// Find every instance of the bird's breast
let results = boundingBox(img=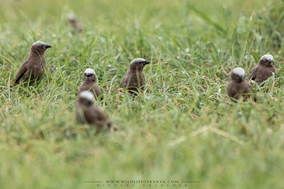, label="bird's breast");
[31,62,45,77]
